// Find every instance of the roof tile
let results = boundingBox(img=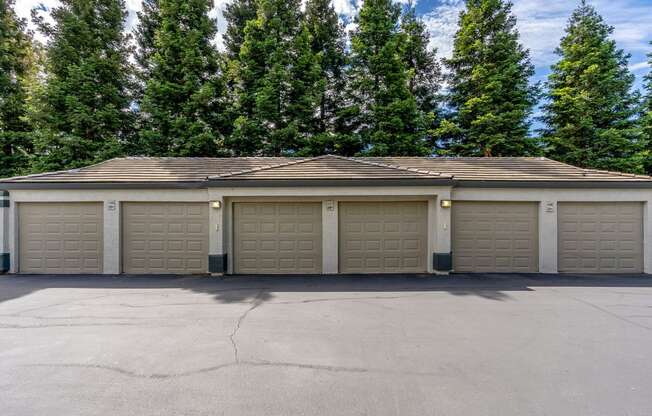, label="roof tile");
[1,155,650,184]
